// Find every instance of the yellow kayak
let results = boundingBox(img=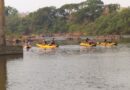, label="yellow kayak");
[80,42,117,47]
[97,42,117,47]
[80,43,94,47]
[36,44,57,49]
